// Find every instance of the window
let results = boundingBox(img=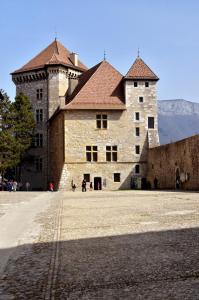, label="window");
[135,164,140,174]
[36,109,43,123]
[134,81,138,87]
[135,127,140,137]
[106,145,117,162]
[36,88,43,100]
[84,174,90,182]
[139,96,144,103]
[34,133,43,147]
[135,112,140,121]
[35,158,43,172]
[145,82,149,87]
[148,117,155,129]
[114,173,121,182]
[86,146,98,162]
[135,145,140,155]
[96,114,107,129]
